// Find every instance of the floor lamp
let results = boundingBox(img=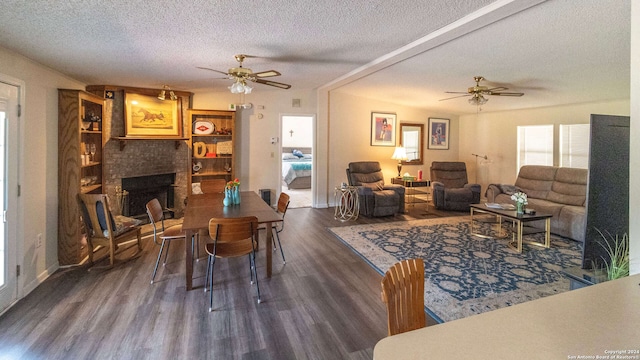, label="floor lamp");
[471,153,488,183]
